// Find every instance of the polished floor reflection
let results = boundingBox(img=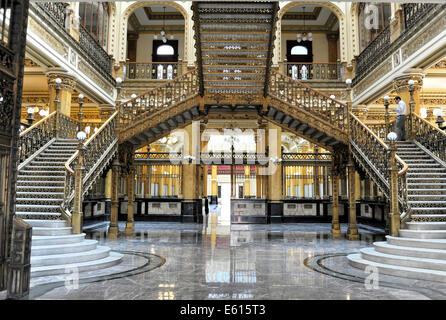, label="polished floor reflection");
[23,209,446,300]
